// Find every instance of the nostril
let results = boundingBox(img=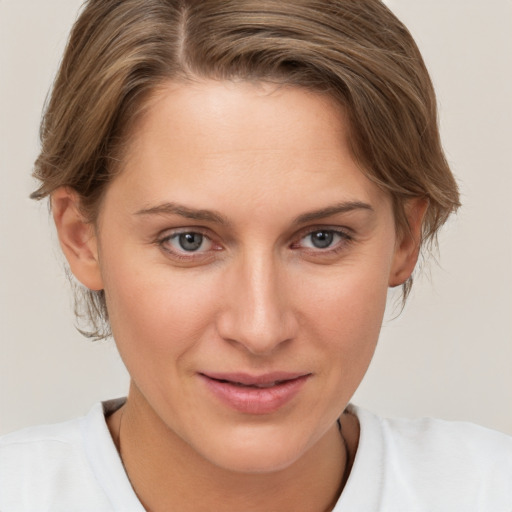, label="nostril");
[215,267,298,354]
